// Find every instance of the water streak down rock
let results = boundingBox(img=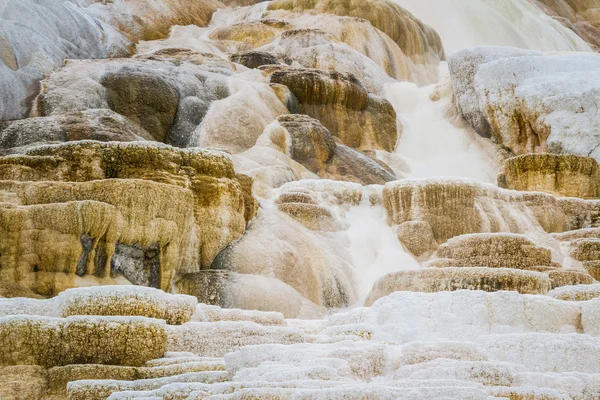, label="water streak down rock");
[0,142,256,296]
